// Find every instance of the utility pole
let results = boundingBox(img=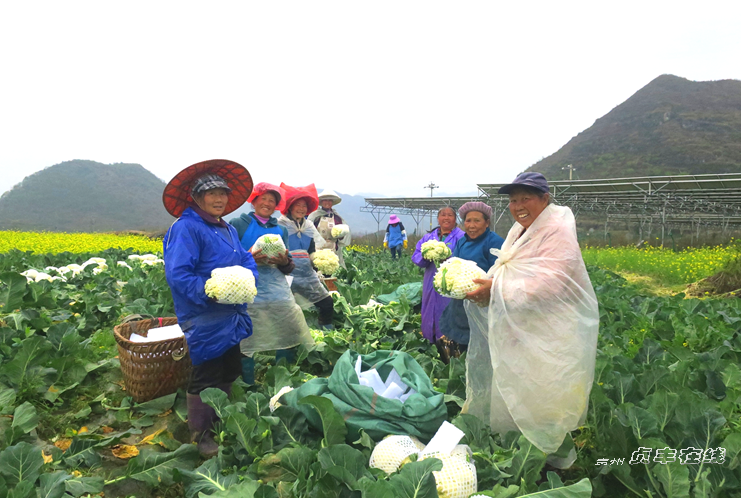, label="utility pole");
[424,182,439,230]
[562,164,575,181]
